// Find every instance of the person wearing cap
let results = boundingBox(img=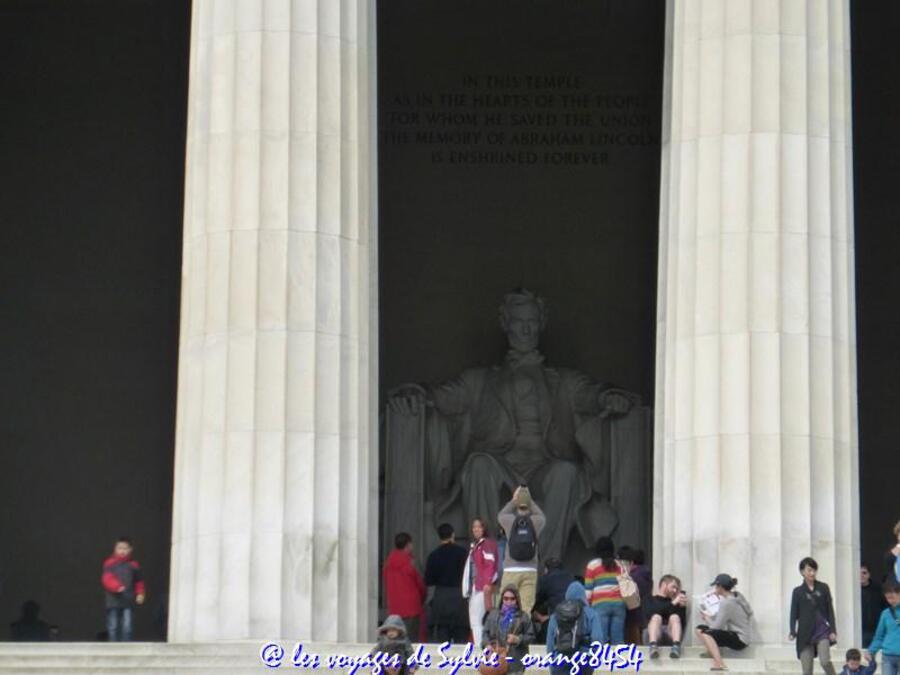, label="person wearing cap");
[695,574,755,671]
[498,486,546,615]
